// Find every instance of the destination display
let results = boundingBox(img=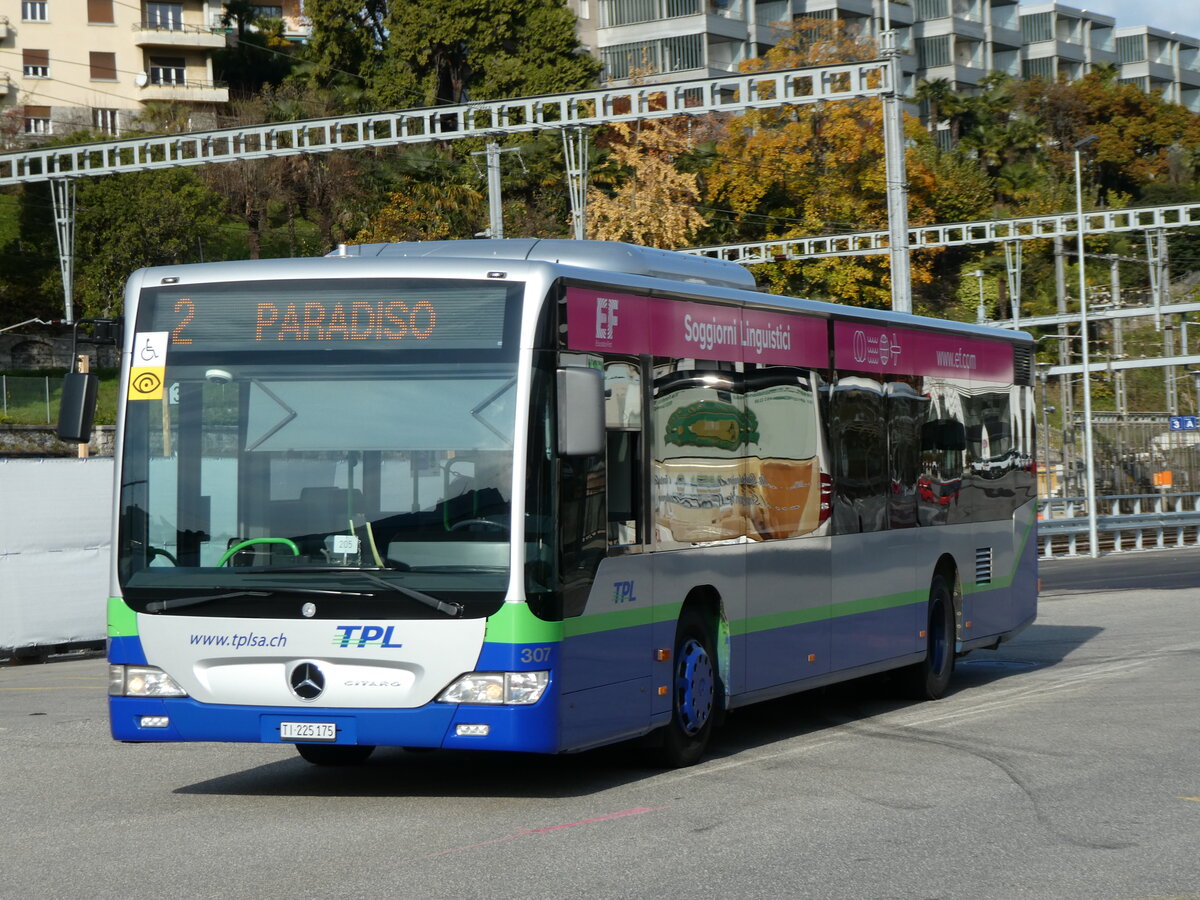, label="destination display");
[140,279,515,351]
